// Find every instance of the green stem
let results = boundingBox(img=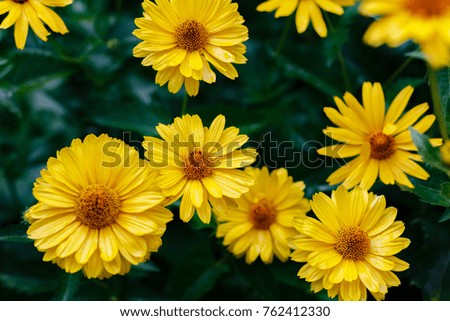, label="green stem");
[274,14,294,58]
[383,57,414,89]
[427,65,449,141]
[180,92,188,116]
[323,12,351,91]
